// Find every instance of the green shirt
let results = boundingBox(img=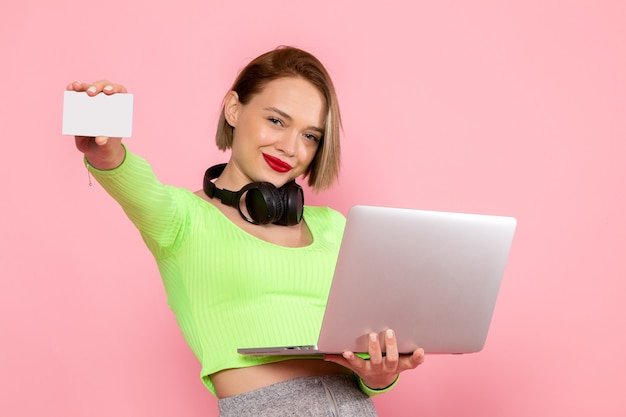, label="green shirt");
[87,148,346,395]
